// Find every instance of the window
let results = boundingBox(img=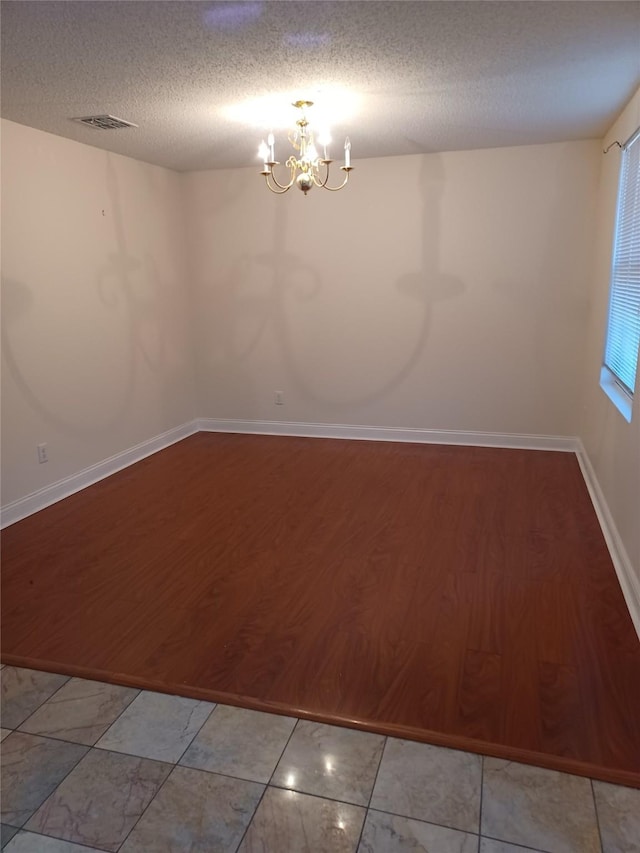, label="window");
[601,127,640,422]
